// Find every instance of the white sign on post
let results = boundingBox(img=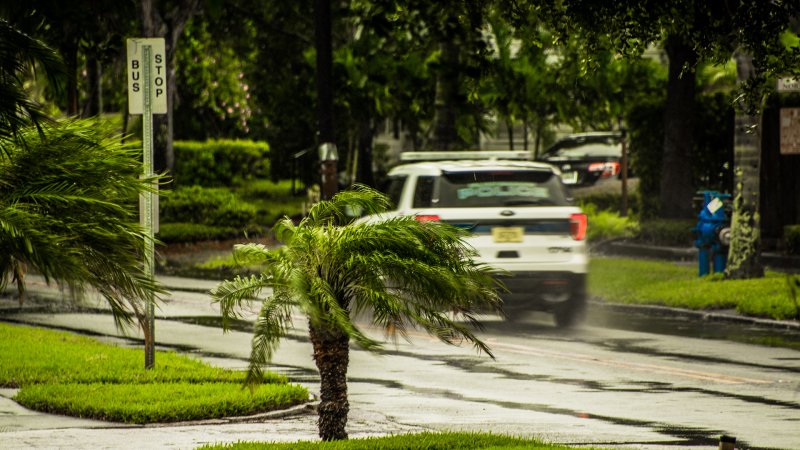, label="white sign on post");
[777,77,800,92]
[127,38,167,114]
